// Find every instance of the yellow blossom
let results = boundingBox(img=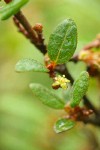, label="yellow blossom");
[52,75,70,90]
[78,50,90,60]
